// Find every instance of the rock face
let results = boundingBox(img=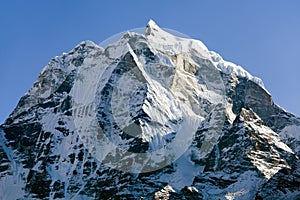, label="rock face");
[0,20,299,199]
